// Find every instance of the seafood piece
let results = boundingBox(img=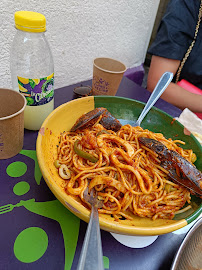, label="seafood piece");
[99,110,122,132]
[97,133,134,157]
[139,137,202,196]
[70,107,122,132]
